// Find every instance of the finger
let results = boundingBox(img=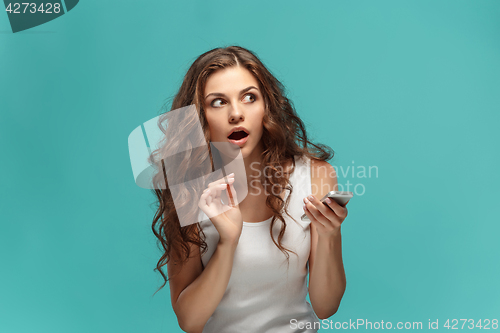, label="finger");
[323,198,348,219]
[206,189,213,205]
[208,173,235,187]
[306,195,338,221]
[227,182,239,207]
[200,188,212,207]
[205,182,225,201]
[310,215,327,232]
[222,173,235,185]
[213,183,229,199]
[303,203,325,227]
[305,202,342,231]
[303,196,330,224]
[218,182,237,207]
[208,178,234,197]
[199,189,209,207]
